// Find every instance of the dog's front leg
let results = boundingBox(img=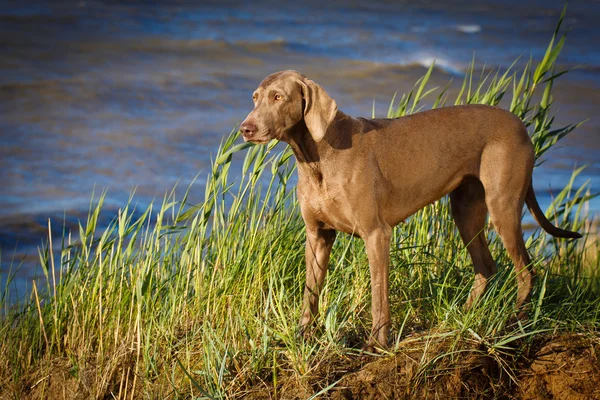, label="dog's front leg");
[299,227,337,337]
[364,225,392,351]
